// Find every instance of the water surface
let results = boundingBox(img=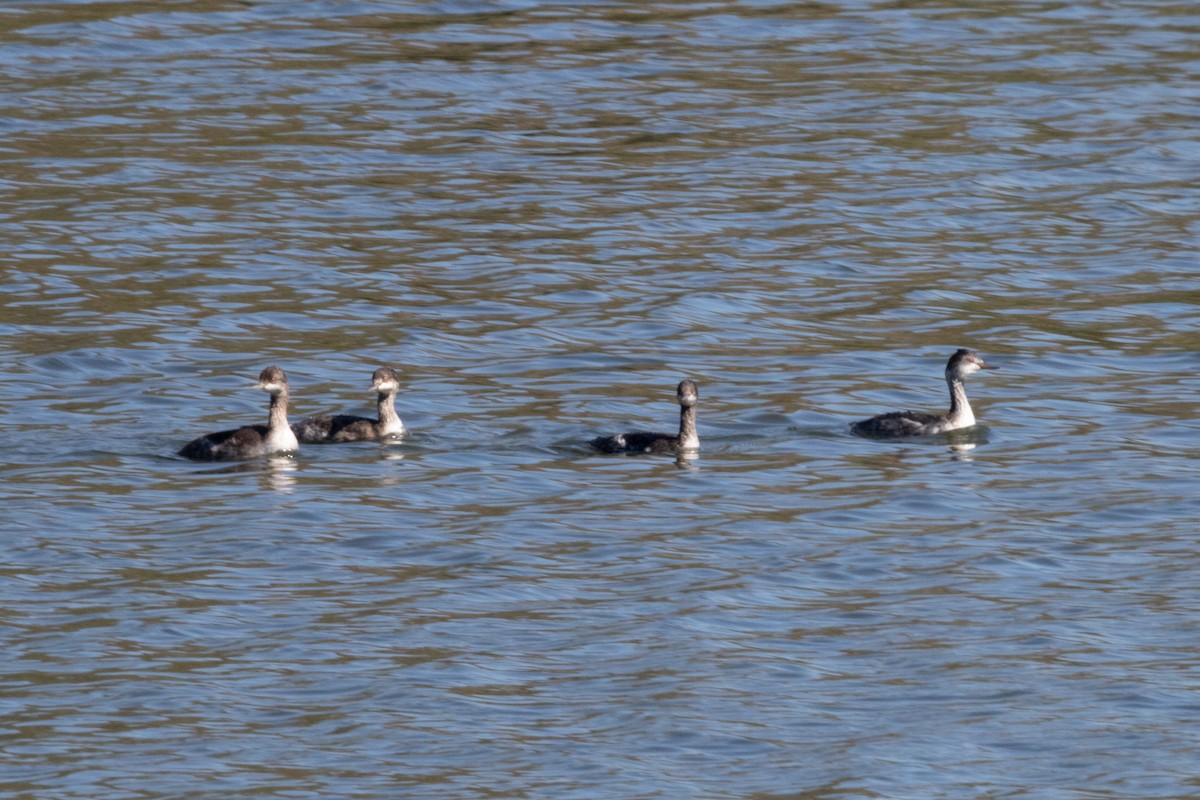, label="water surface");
[2,1,1199,798]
